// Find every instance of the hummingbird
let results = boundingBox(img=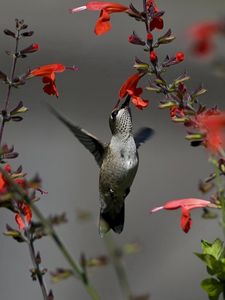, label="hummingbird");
[50,96,154,236]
